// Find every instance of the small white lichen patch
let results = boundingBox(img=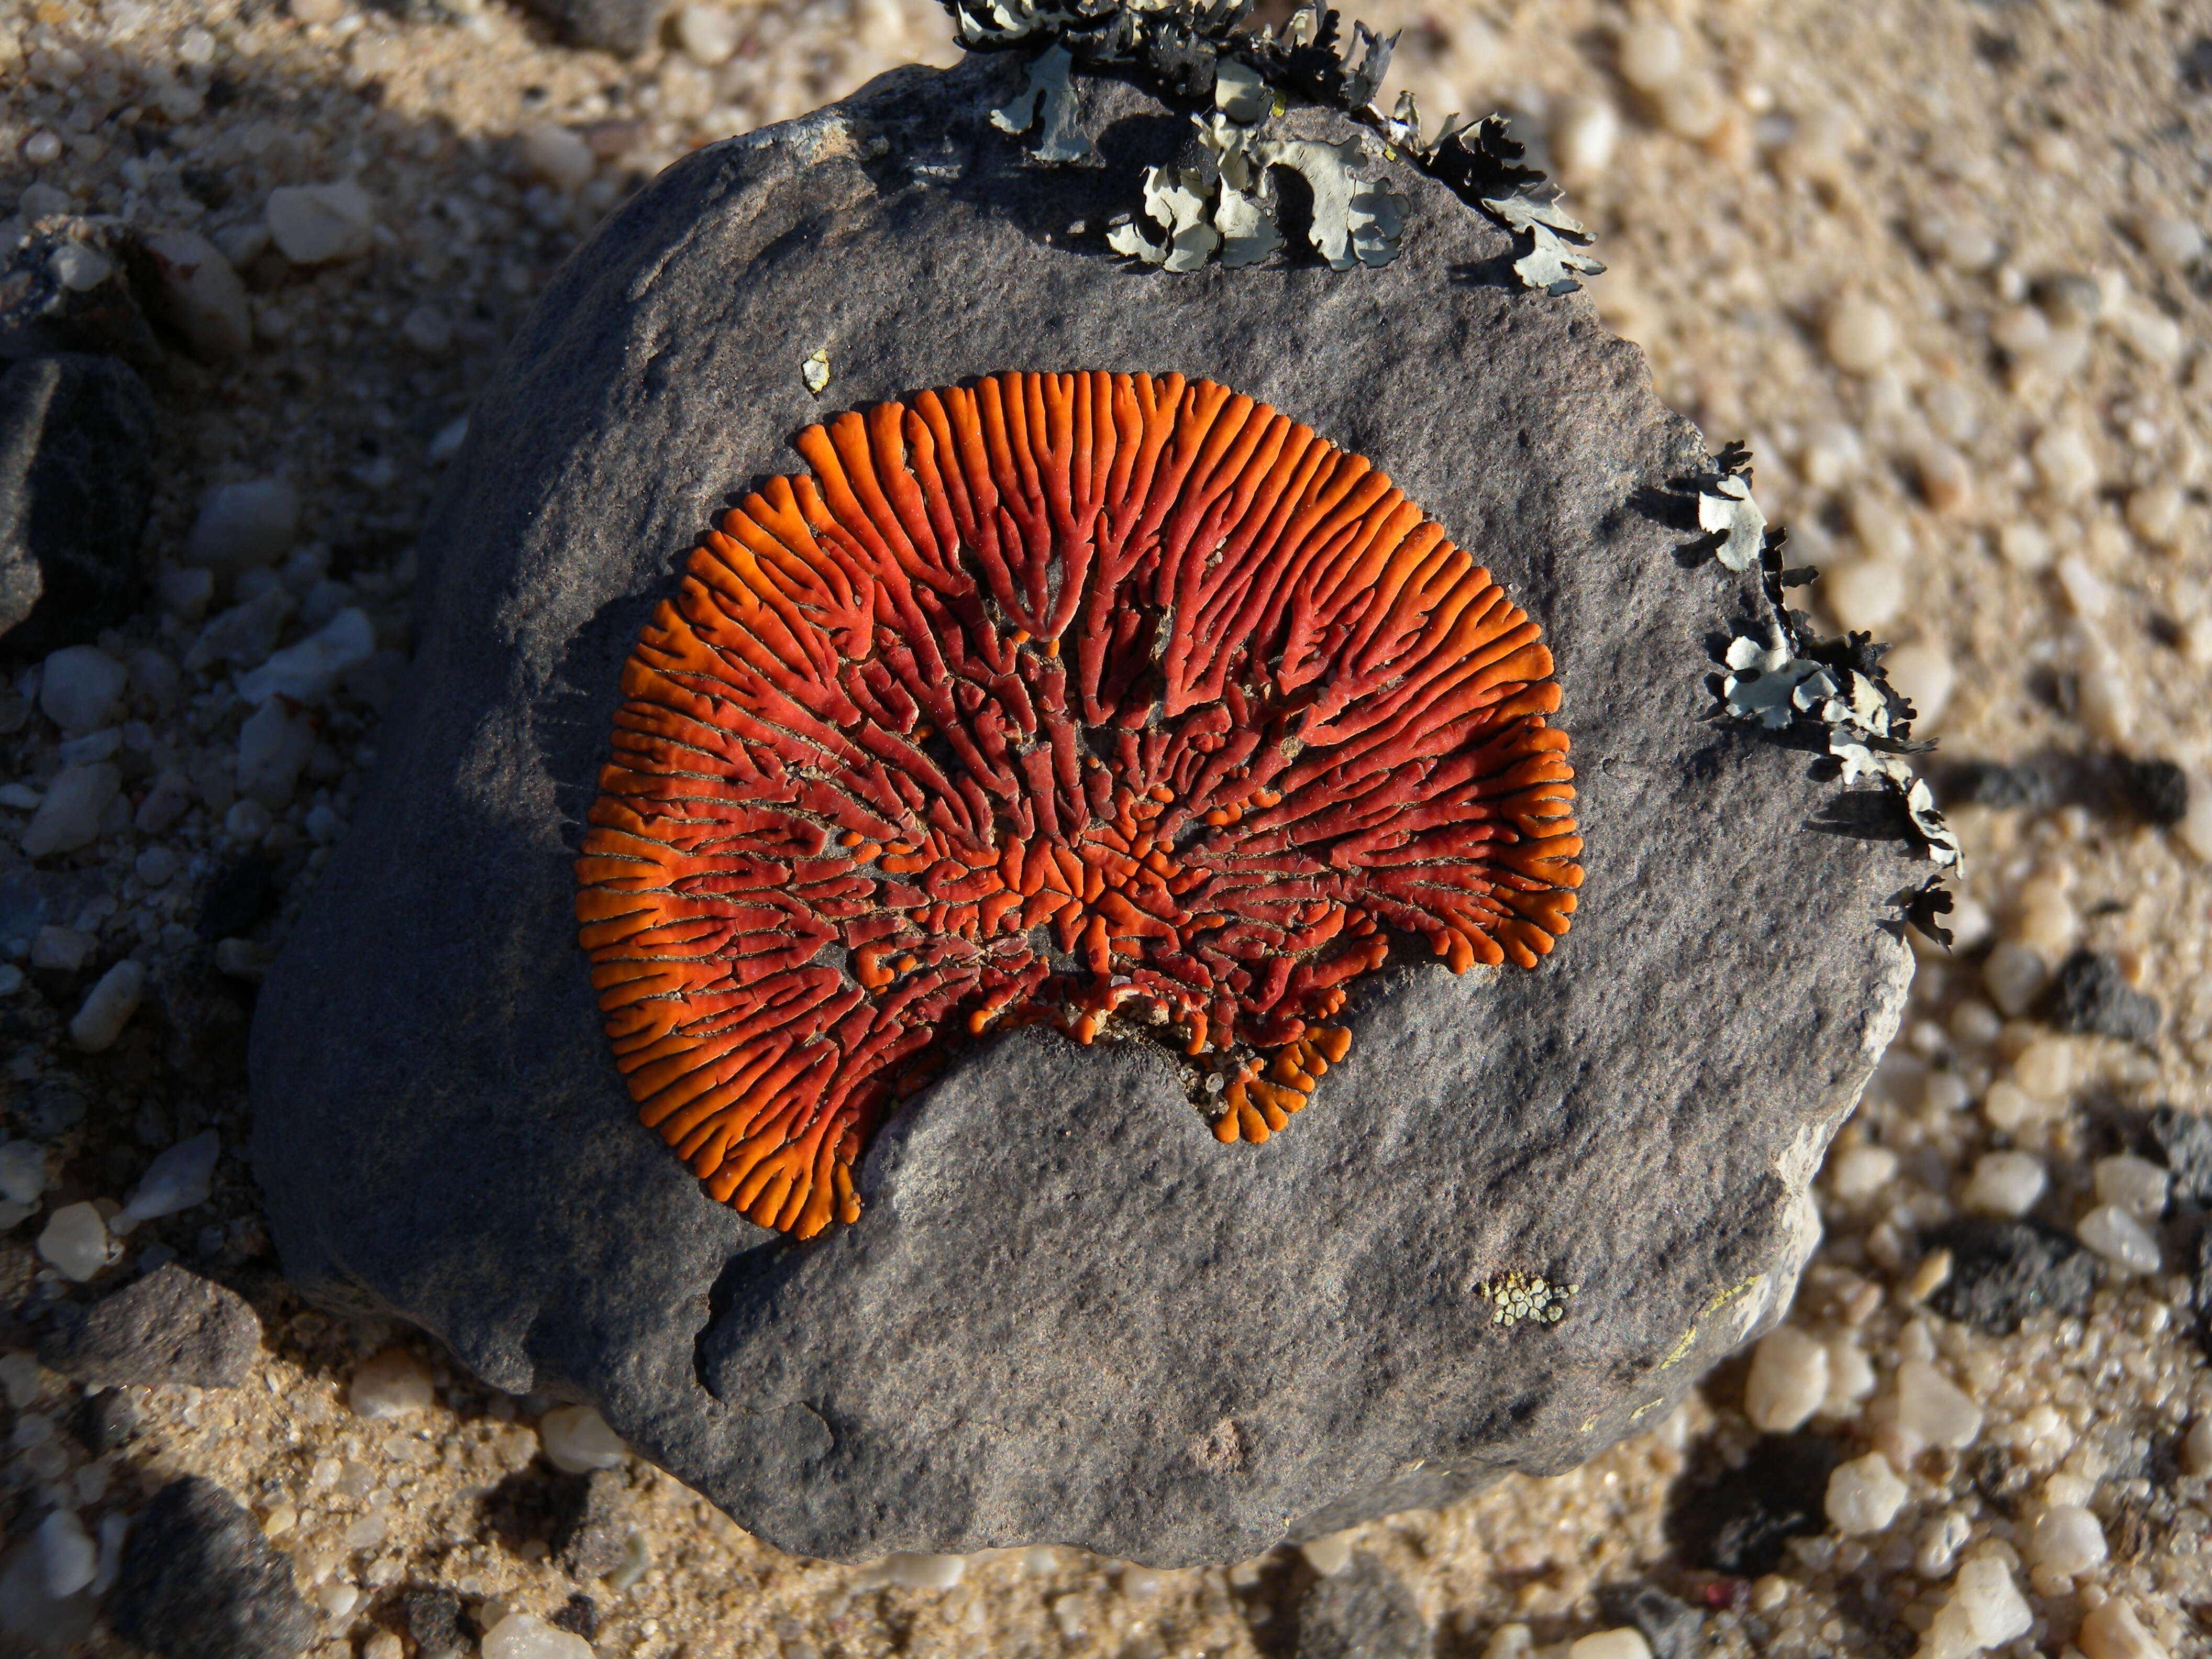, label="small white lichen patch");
[1482,191,1604,292]
[1474,1270,1577,1327]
